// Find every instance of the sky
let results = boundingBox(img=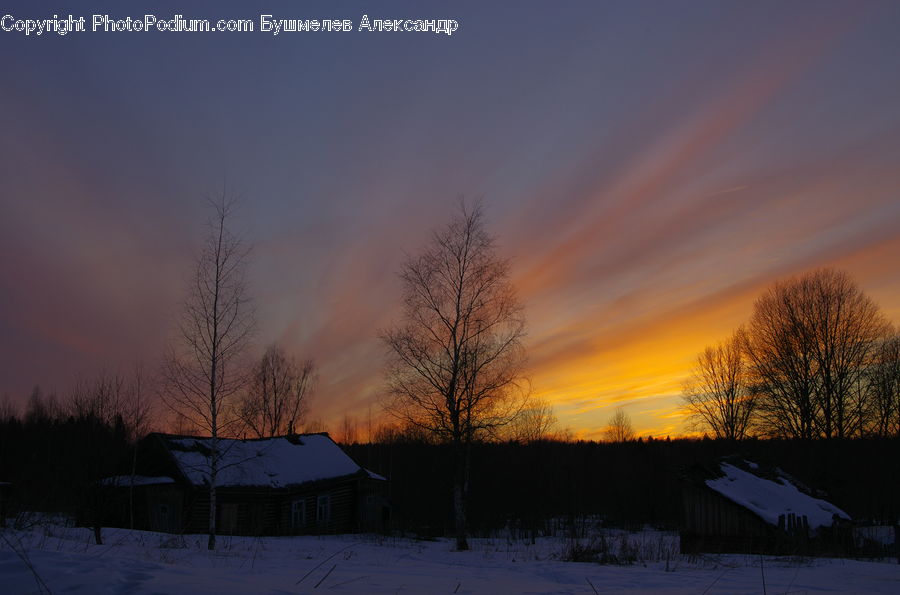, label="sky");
[2,1,900,439]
